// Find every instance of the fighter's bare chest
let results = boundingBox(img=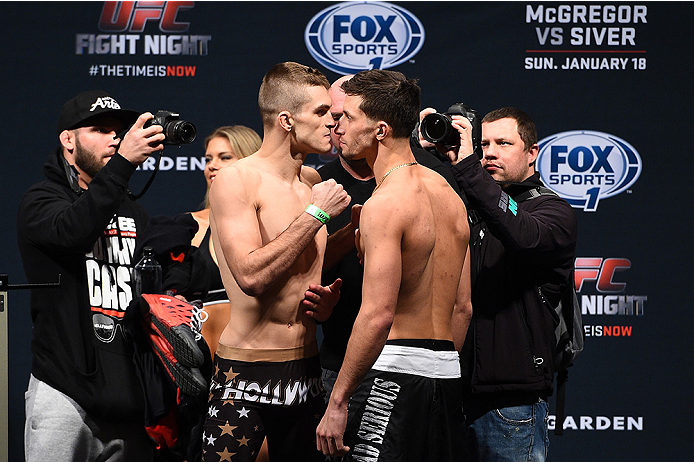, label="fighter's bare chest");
[256,182,312,235]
